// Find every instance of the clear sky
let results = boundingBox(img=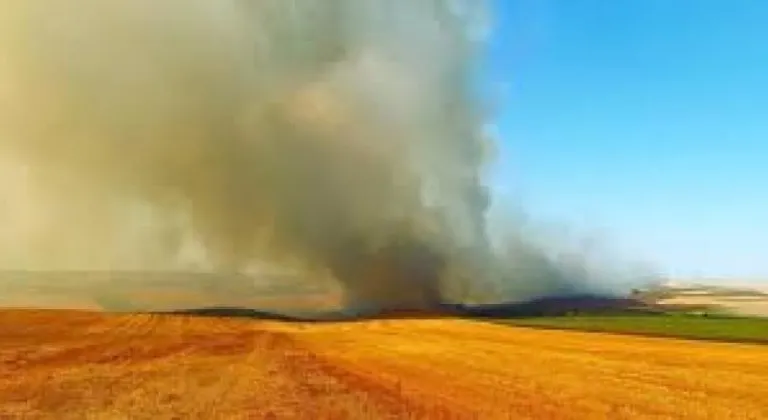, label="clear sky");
[486,0,768,280]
